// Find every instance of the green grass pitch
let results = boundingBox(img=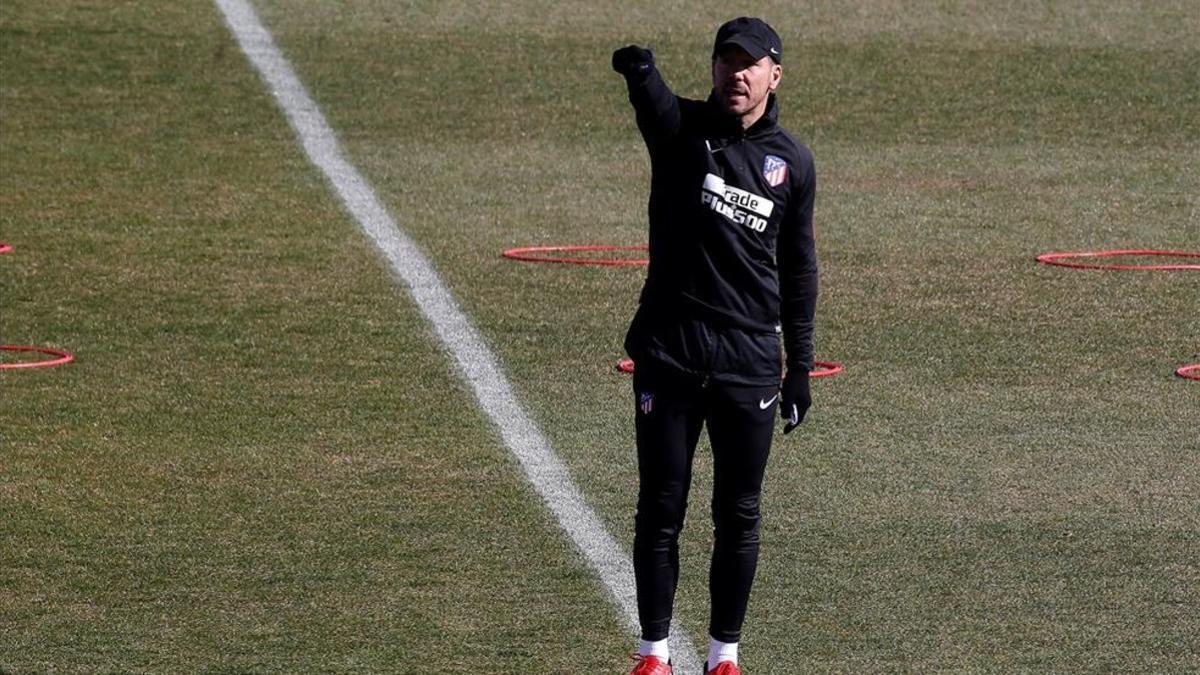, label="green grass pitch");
[2,1,1197,672]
